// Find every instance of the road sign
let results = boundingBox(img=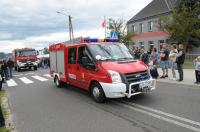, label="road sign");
[110,31,118,39]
